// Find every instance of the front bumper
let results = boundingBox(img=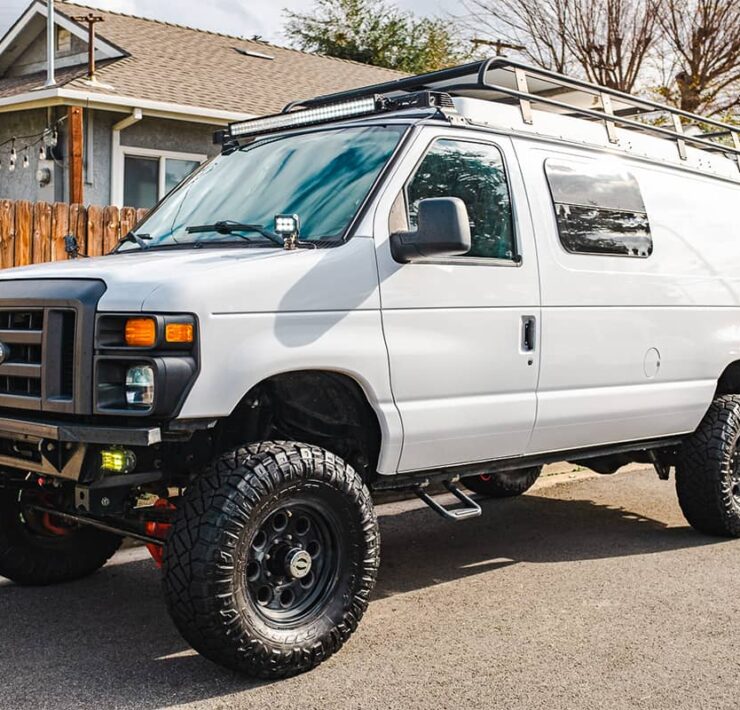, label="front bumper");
[0,414,161,480]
